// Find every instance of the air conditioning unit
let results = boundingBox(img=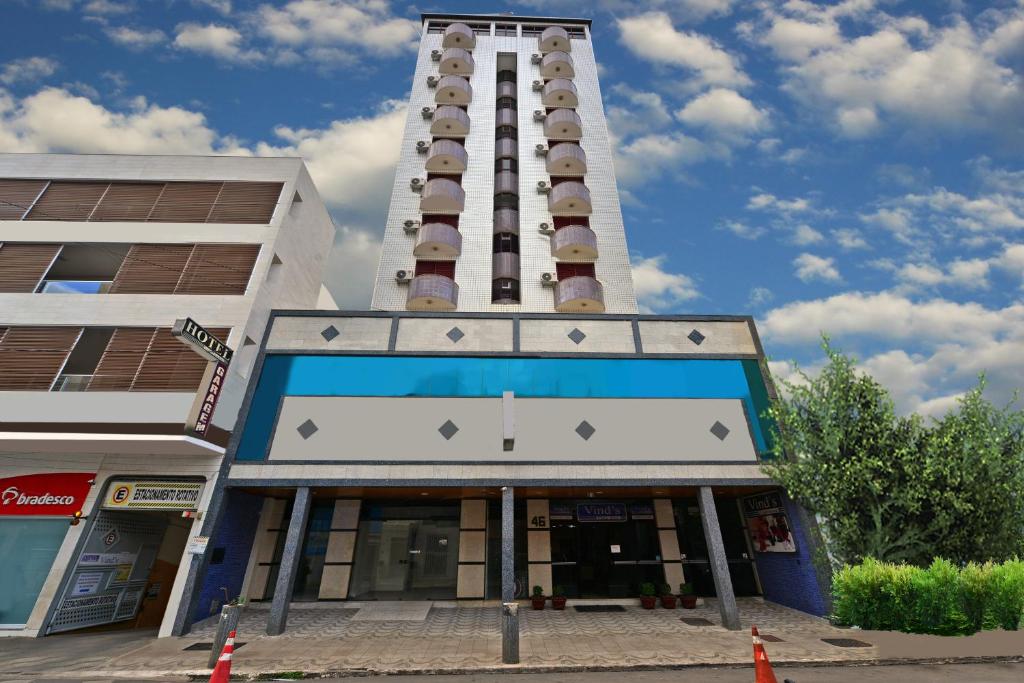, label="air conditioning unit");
[396,269,412,283]
[431,49,442,61]
[539,222,554,234]
[426,75,439,87]
[535,144,548,156]
[421,107,434,119]
[416,140,429,153]
[410,177,424,191]
[541,272,557,286]
[533,110,546,122]
[531,53,543,64]
[403,219,421,234]
[537,181,550,194]
[532,80,544,91]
